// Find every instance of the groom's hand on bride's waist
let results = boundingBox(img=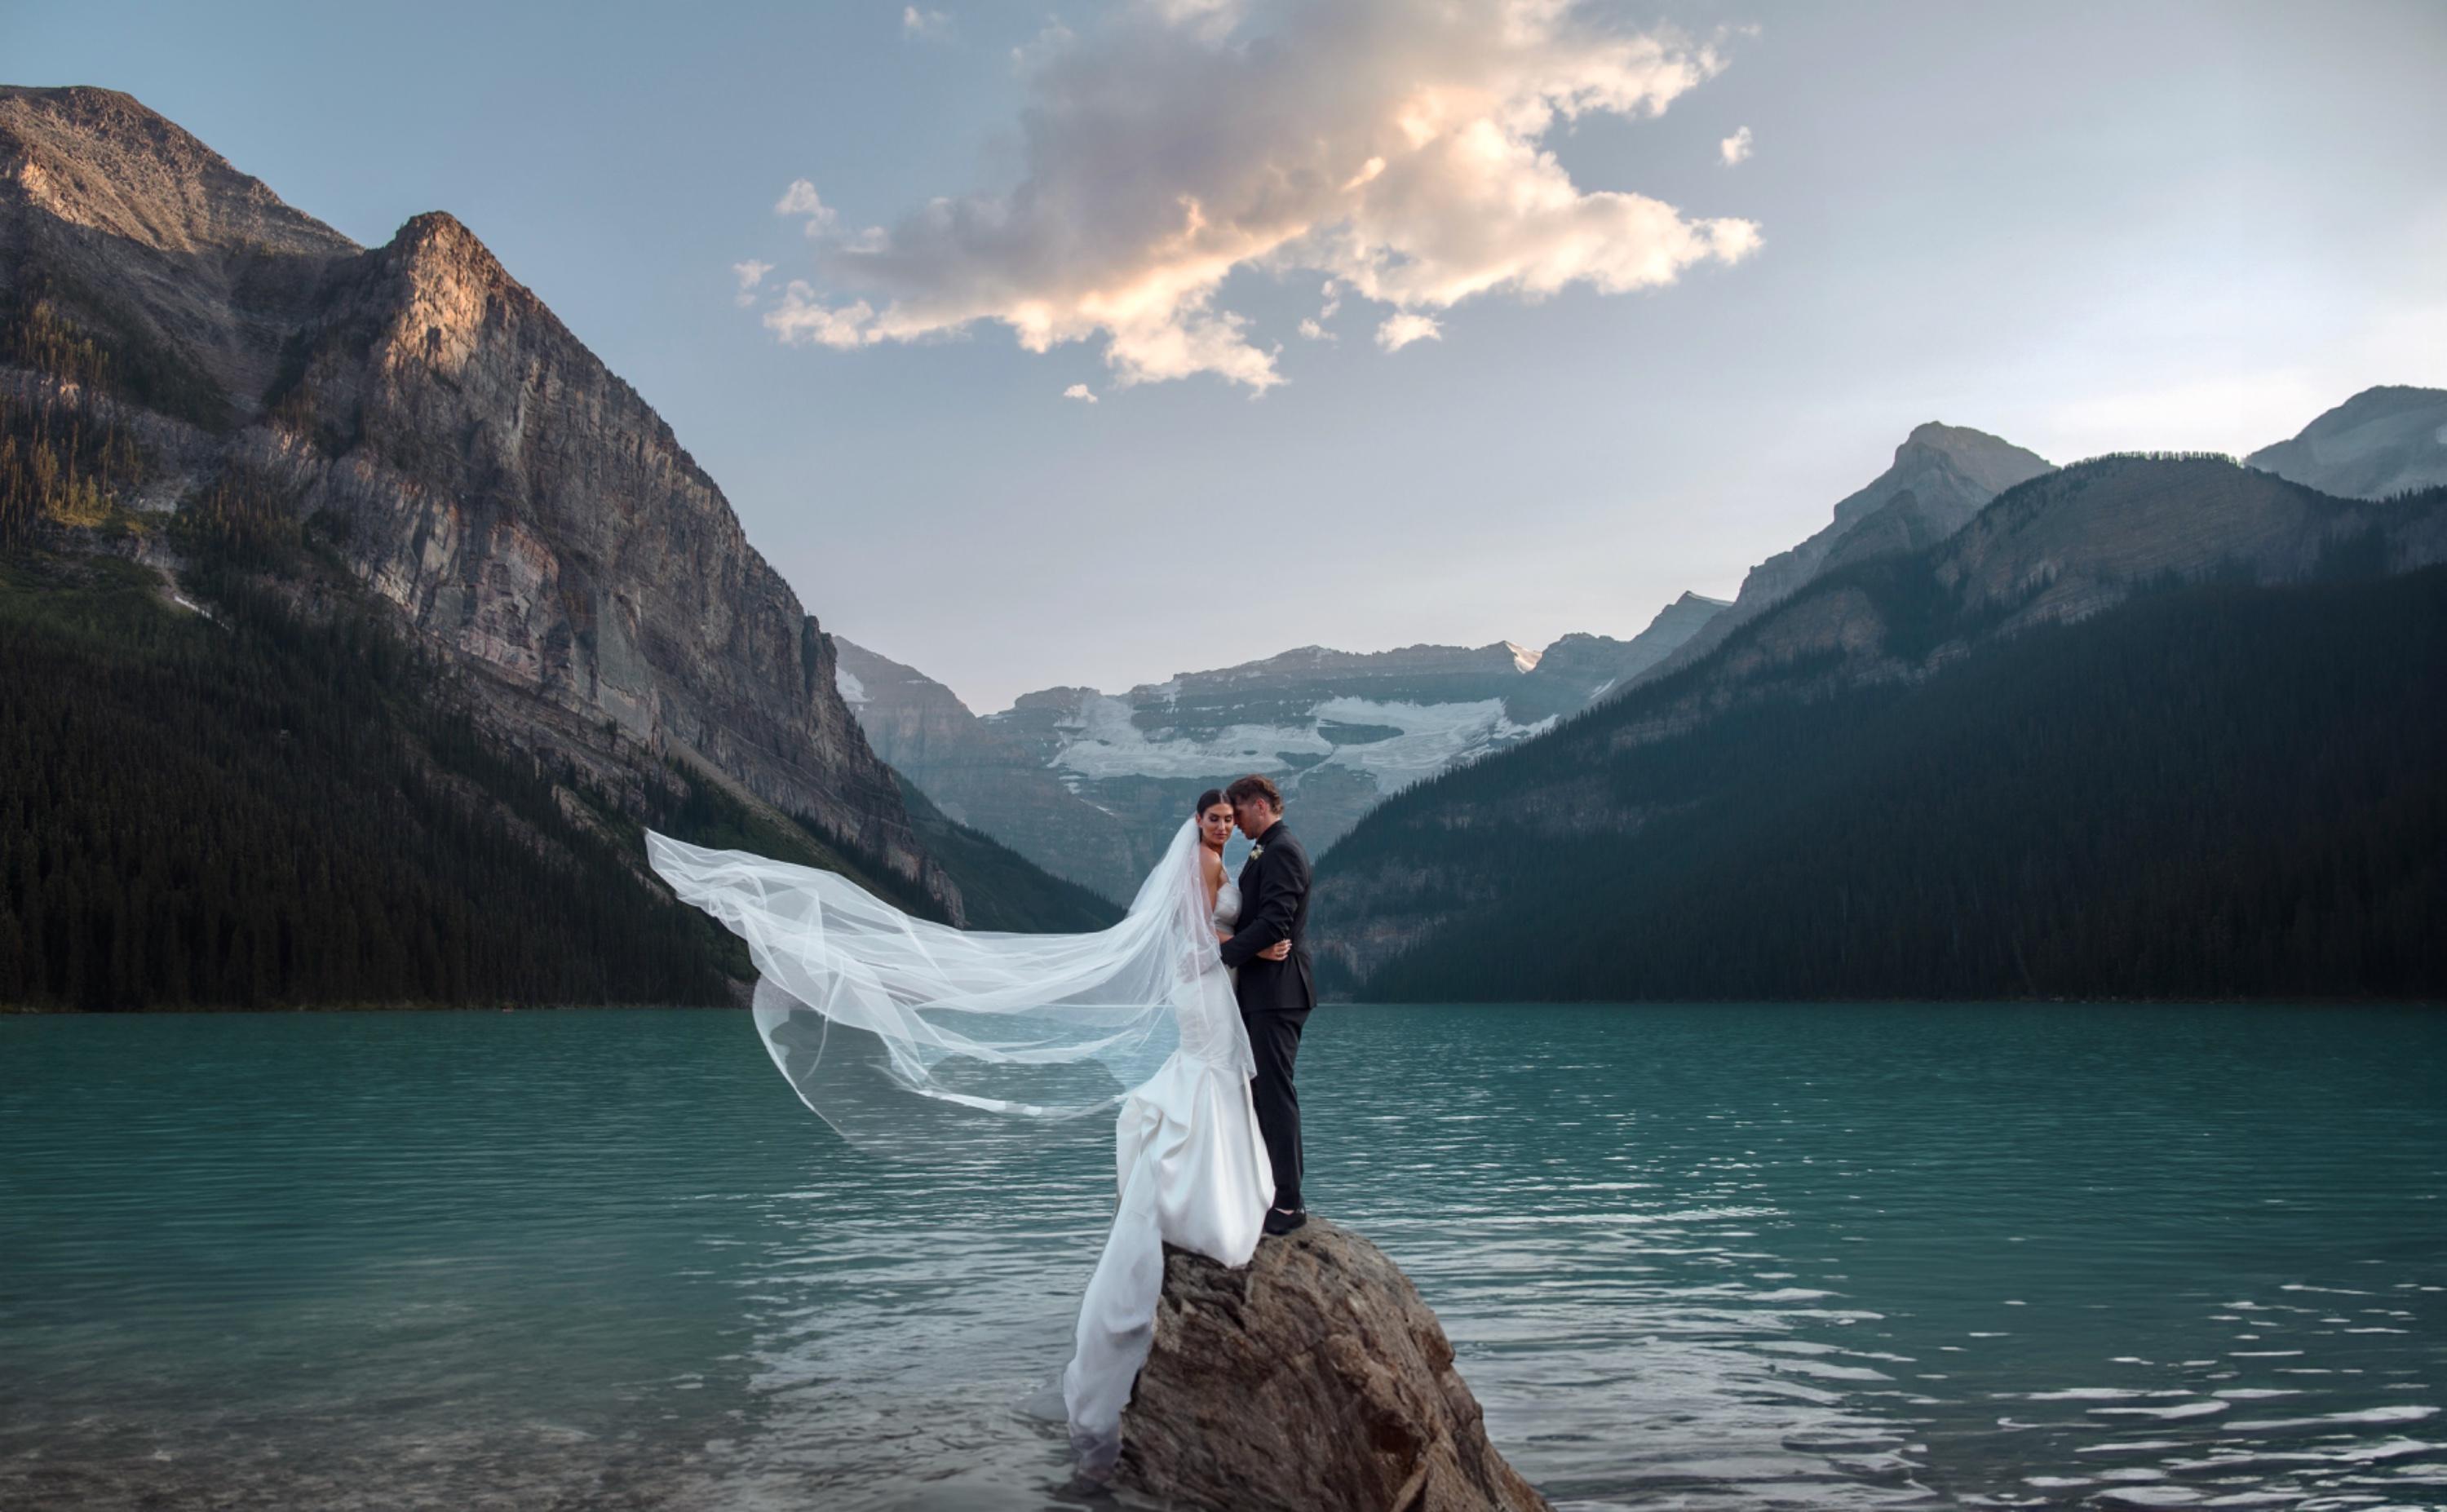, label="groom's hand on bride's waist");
[1216,933,1293,961]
